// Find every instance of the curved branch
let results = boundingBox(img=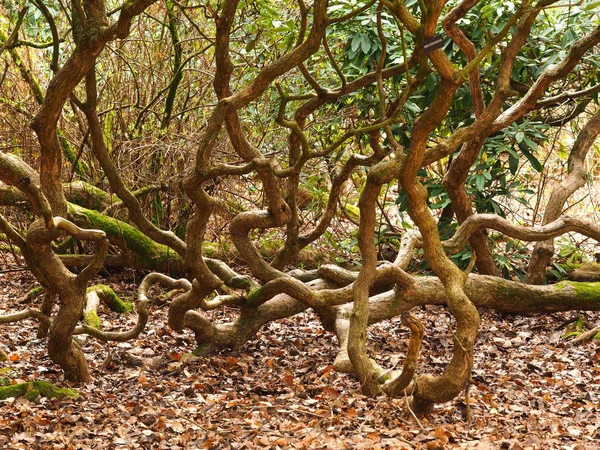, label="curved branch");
[0,213,26,249]
[327,0,377,24]
[536,83,600,109]
[526,109,600,283]
[83,69,187,257]
[0,5,27,58]
[50,217,108,284]
[53,217,105,241]
[74,273,191,342]
[247,277,317,308]
[382,312,424,396]
[0,308,51,328]
[229,210,286,282]
[0,153,54,227]
[422,22,600,168]
[493,24,600,130]
[442,0,484,117]
[32,0,60,72]
[444,214,600,255]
